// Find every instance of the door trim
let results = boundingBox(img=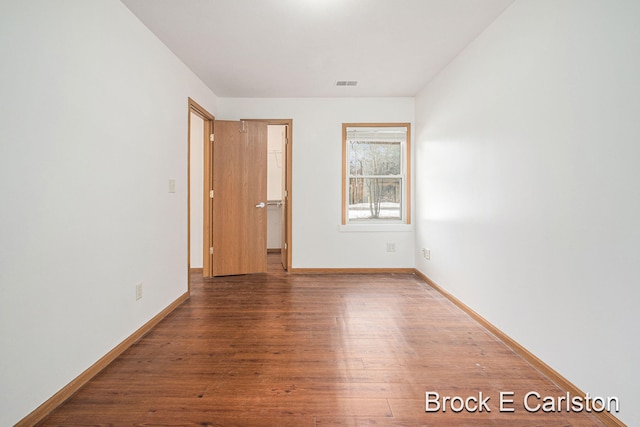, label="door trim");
[188,98,215,282]
[243,119,292,271]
